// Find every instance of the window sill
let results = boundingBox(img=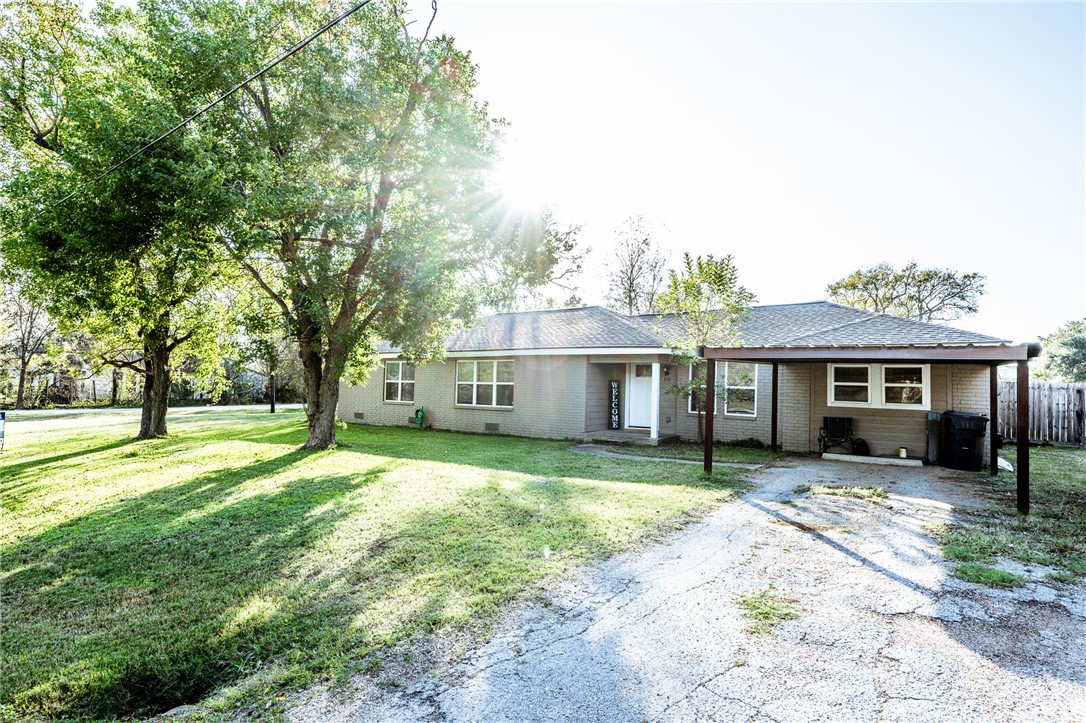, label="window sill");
[828,403,930,411]
[454,404,515,412]
[383,400,416,406]
[685,411,758,419]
